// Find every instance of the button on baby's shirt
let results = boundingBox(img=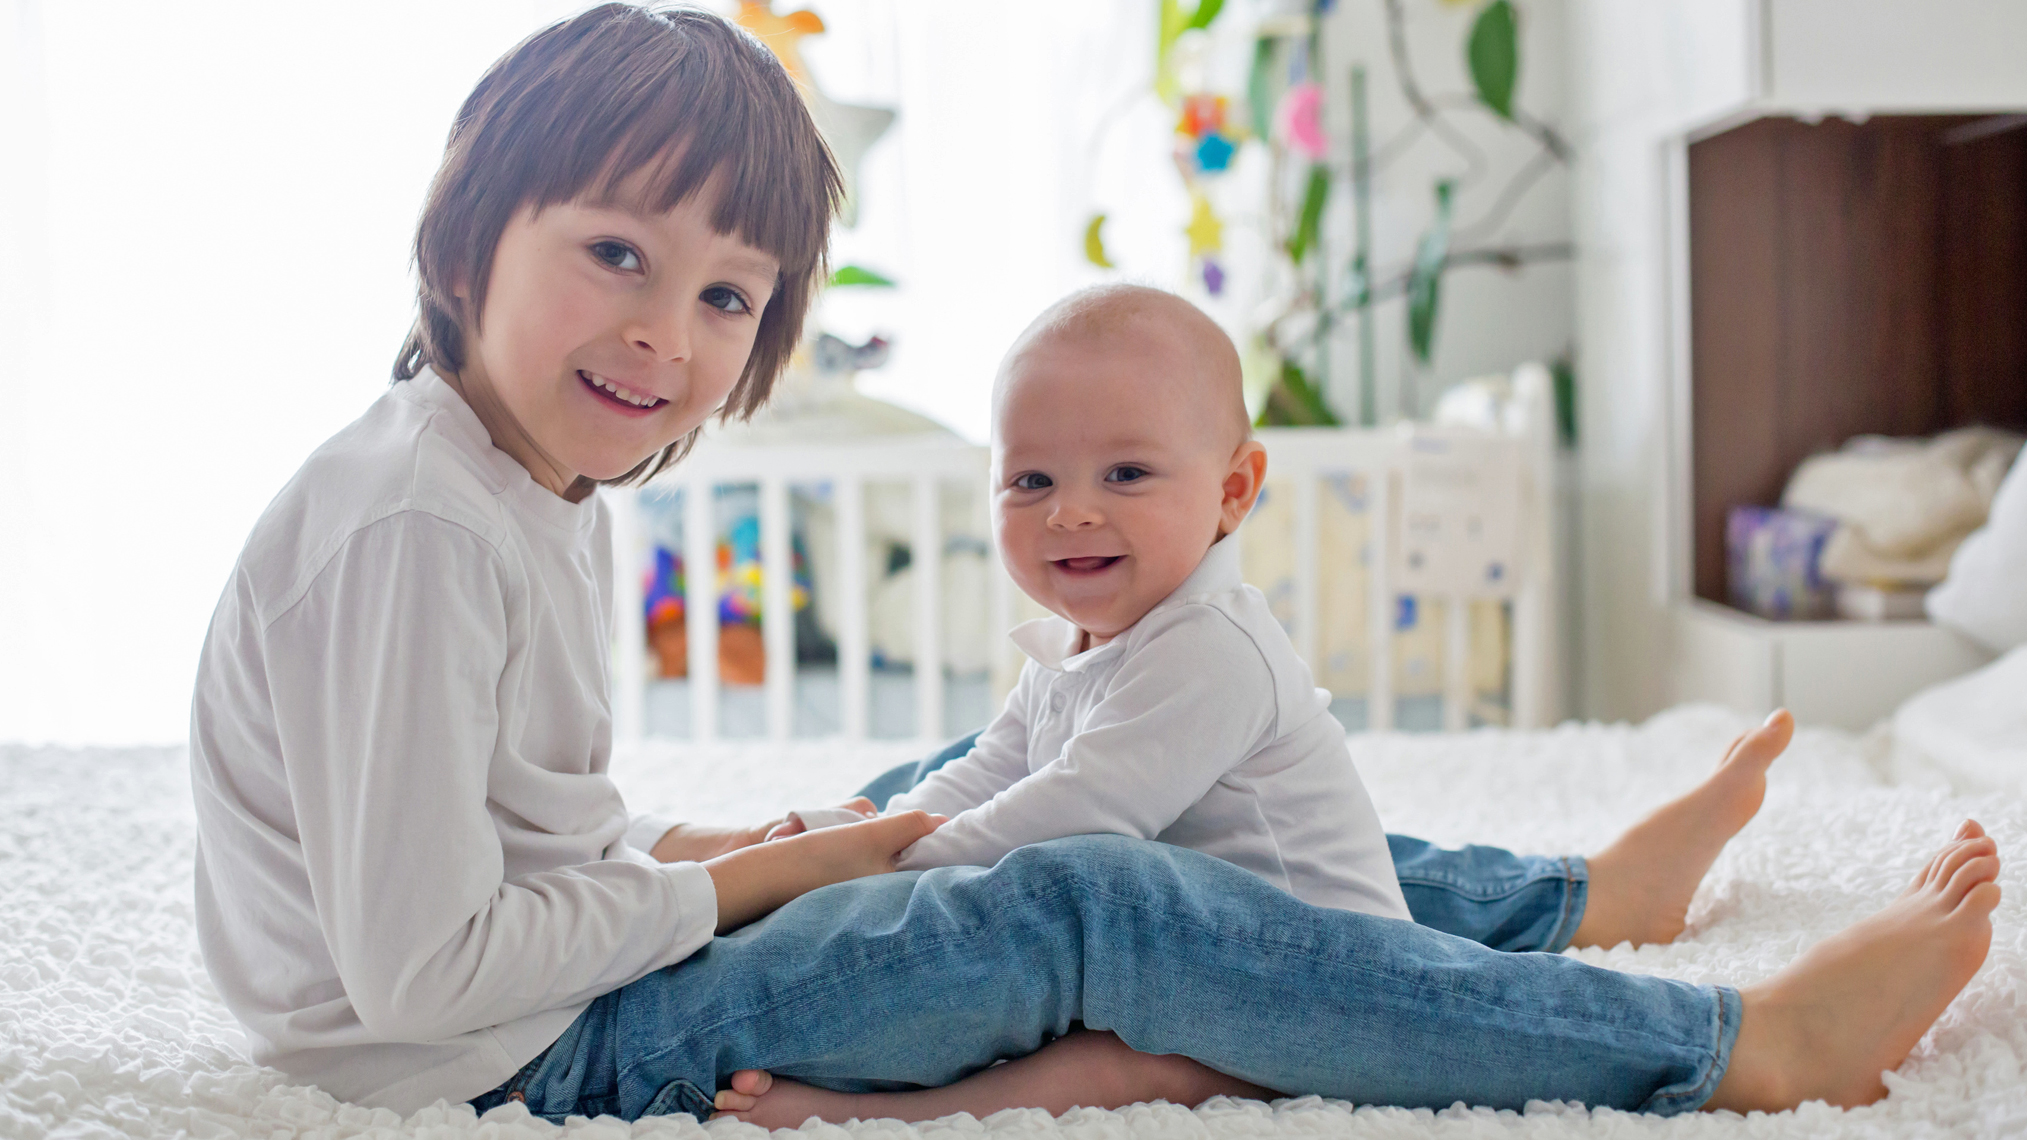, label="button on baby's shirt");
[1049,690,1067,713]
